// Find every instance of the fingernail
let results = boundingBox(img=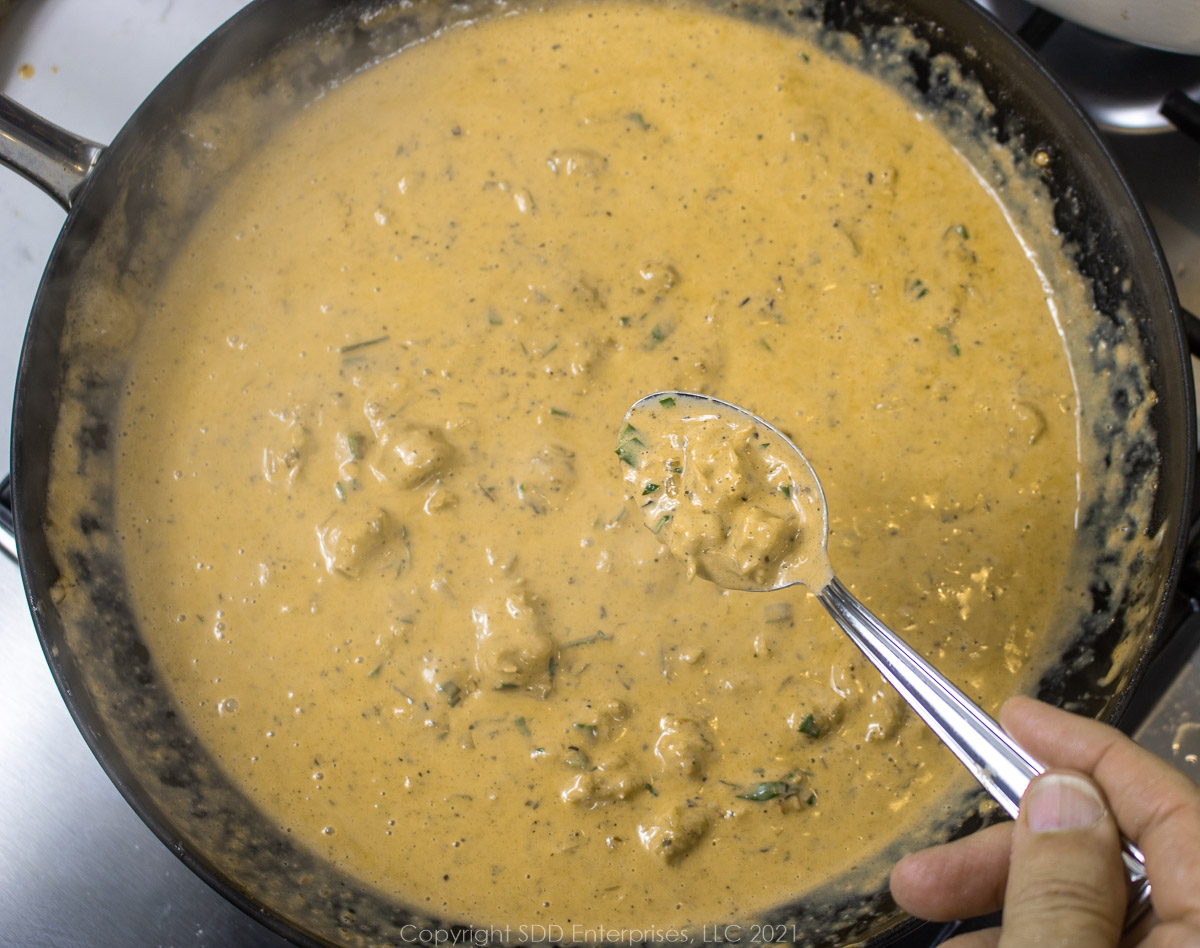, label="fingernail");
[1025,773,1105,833]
